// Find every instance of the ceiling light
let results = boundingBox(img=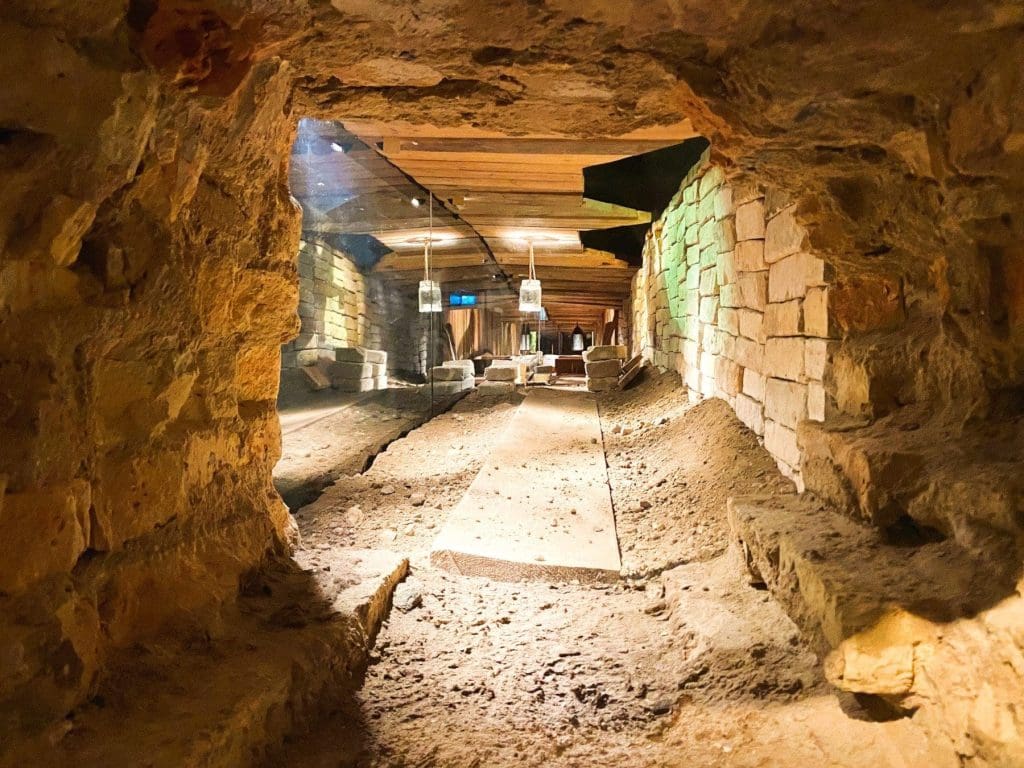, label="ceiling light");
[571,324,586,352]
[411,197,423,208]
[418,194,442,313]
[330,141,346,153]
